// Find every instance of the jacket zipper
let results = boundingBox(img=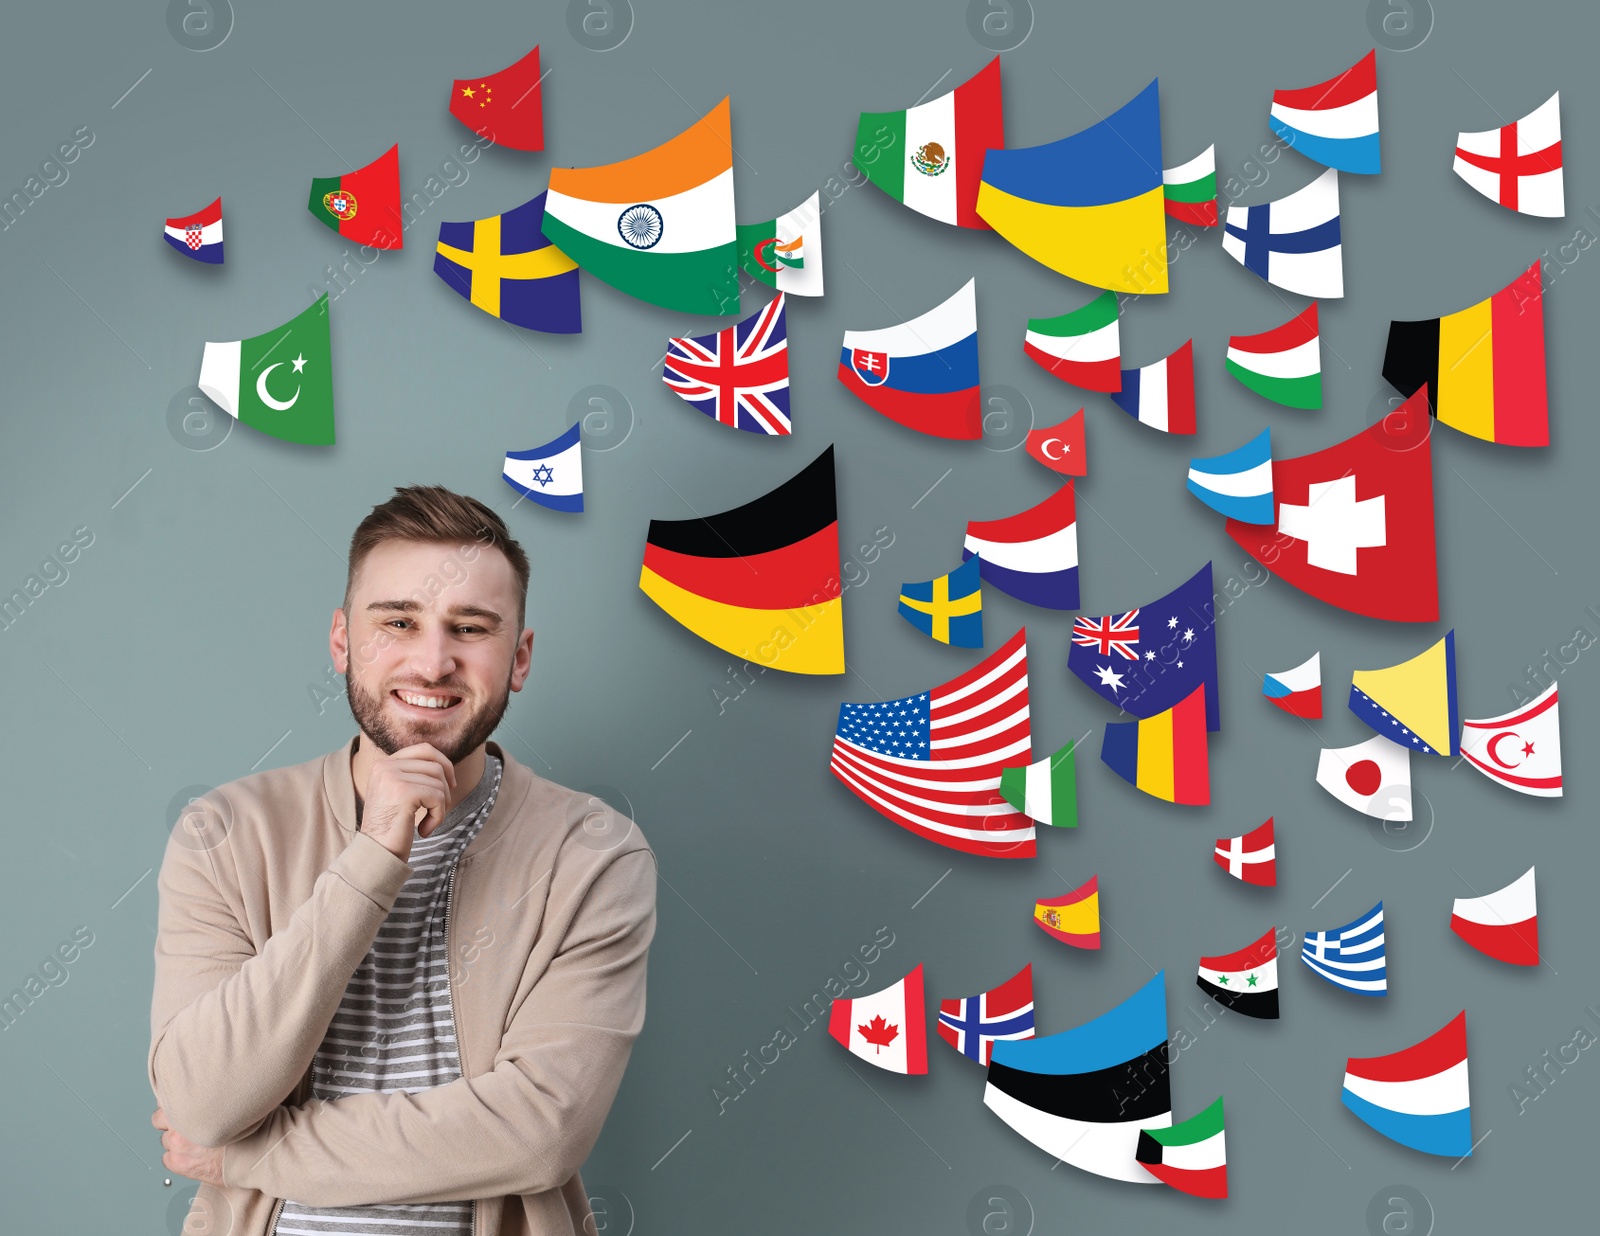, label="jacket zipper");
[266,1195,285,1234]
[444,857,479,1236]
